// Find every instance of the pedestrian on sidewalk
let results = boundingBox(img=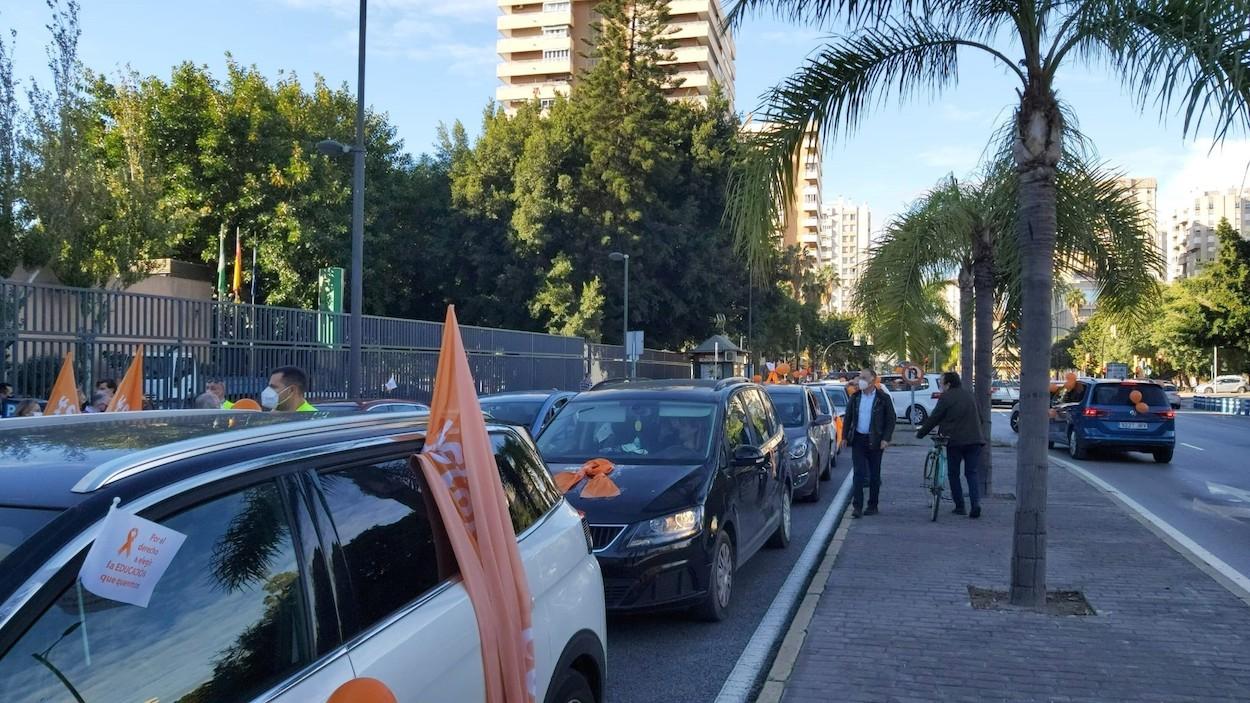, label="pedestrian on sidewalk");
[915,371,985,518]
[842,368,895,518]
